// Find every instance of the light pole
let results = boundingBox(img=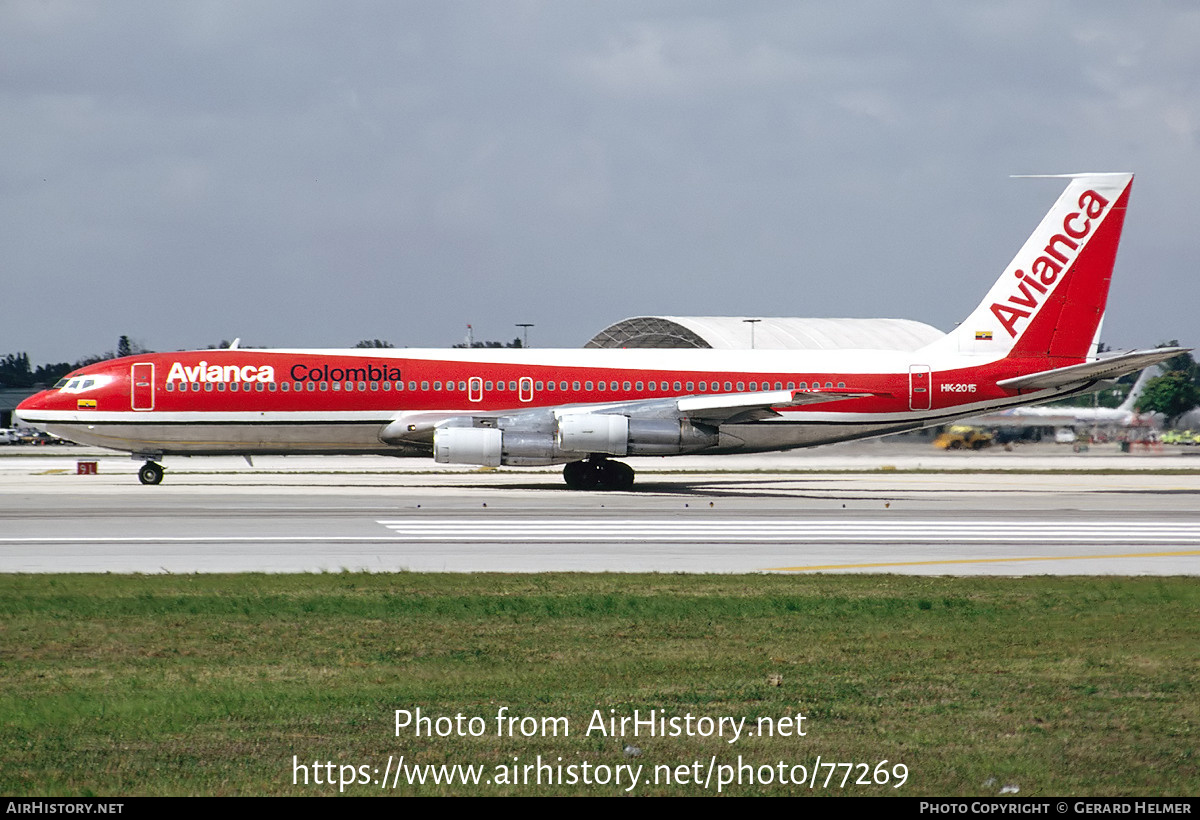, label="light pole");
[515,323,534,348]
[742,318,762,349]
